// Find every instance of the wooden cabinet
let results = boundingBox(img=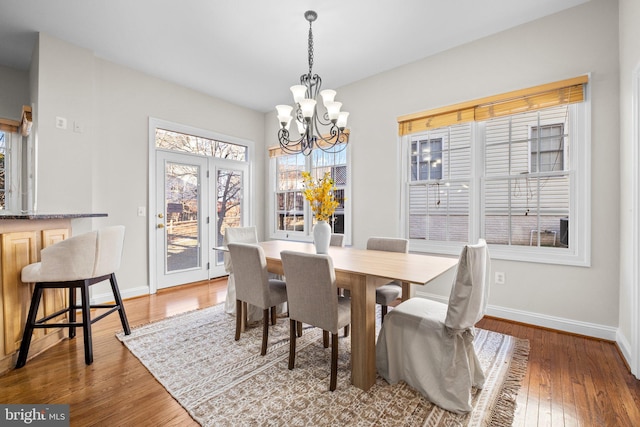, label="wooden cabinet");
[0,220,71,373]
